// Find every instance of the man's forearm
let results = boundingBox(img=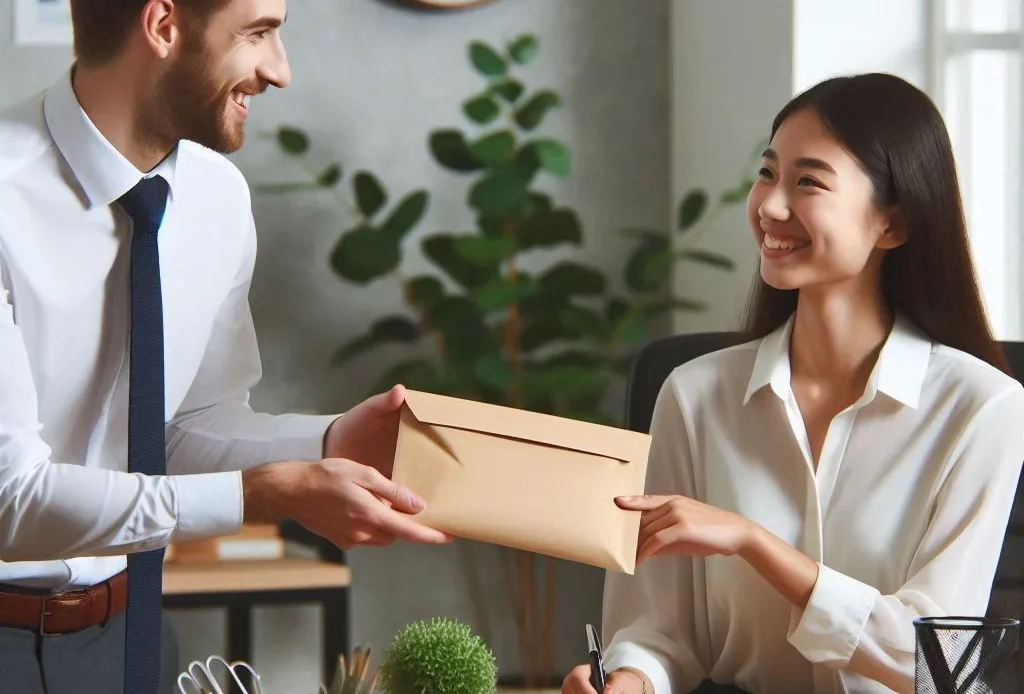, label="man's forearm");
[241,461,306,524]
[167,403,337,476]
